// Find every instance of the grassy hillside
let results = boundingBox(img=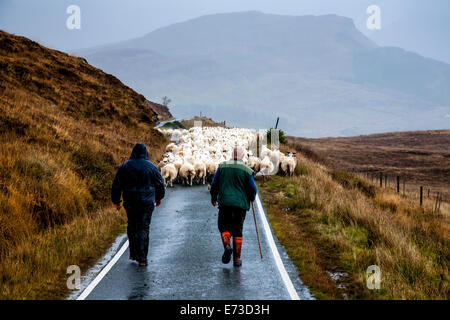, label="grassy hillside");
[258,146,449,299]
[0,30,168,299]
